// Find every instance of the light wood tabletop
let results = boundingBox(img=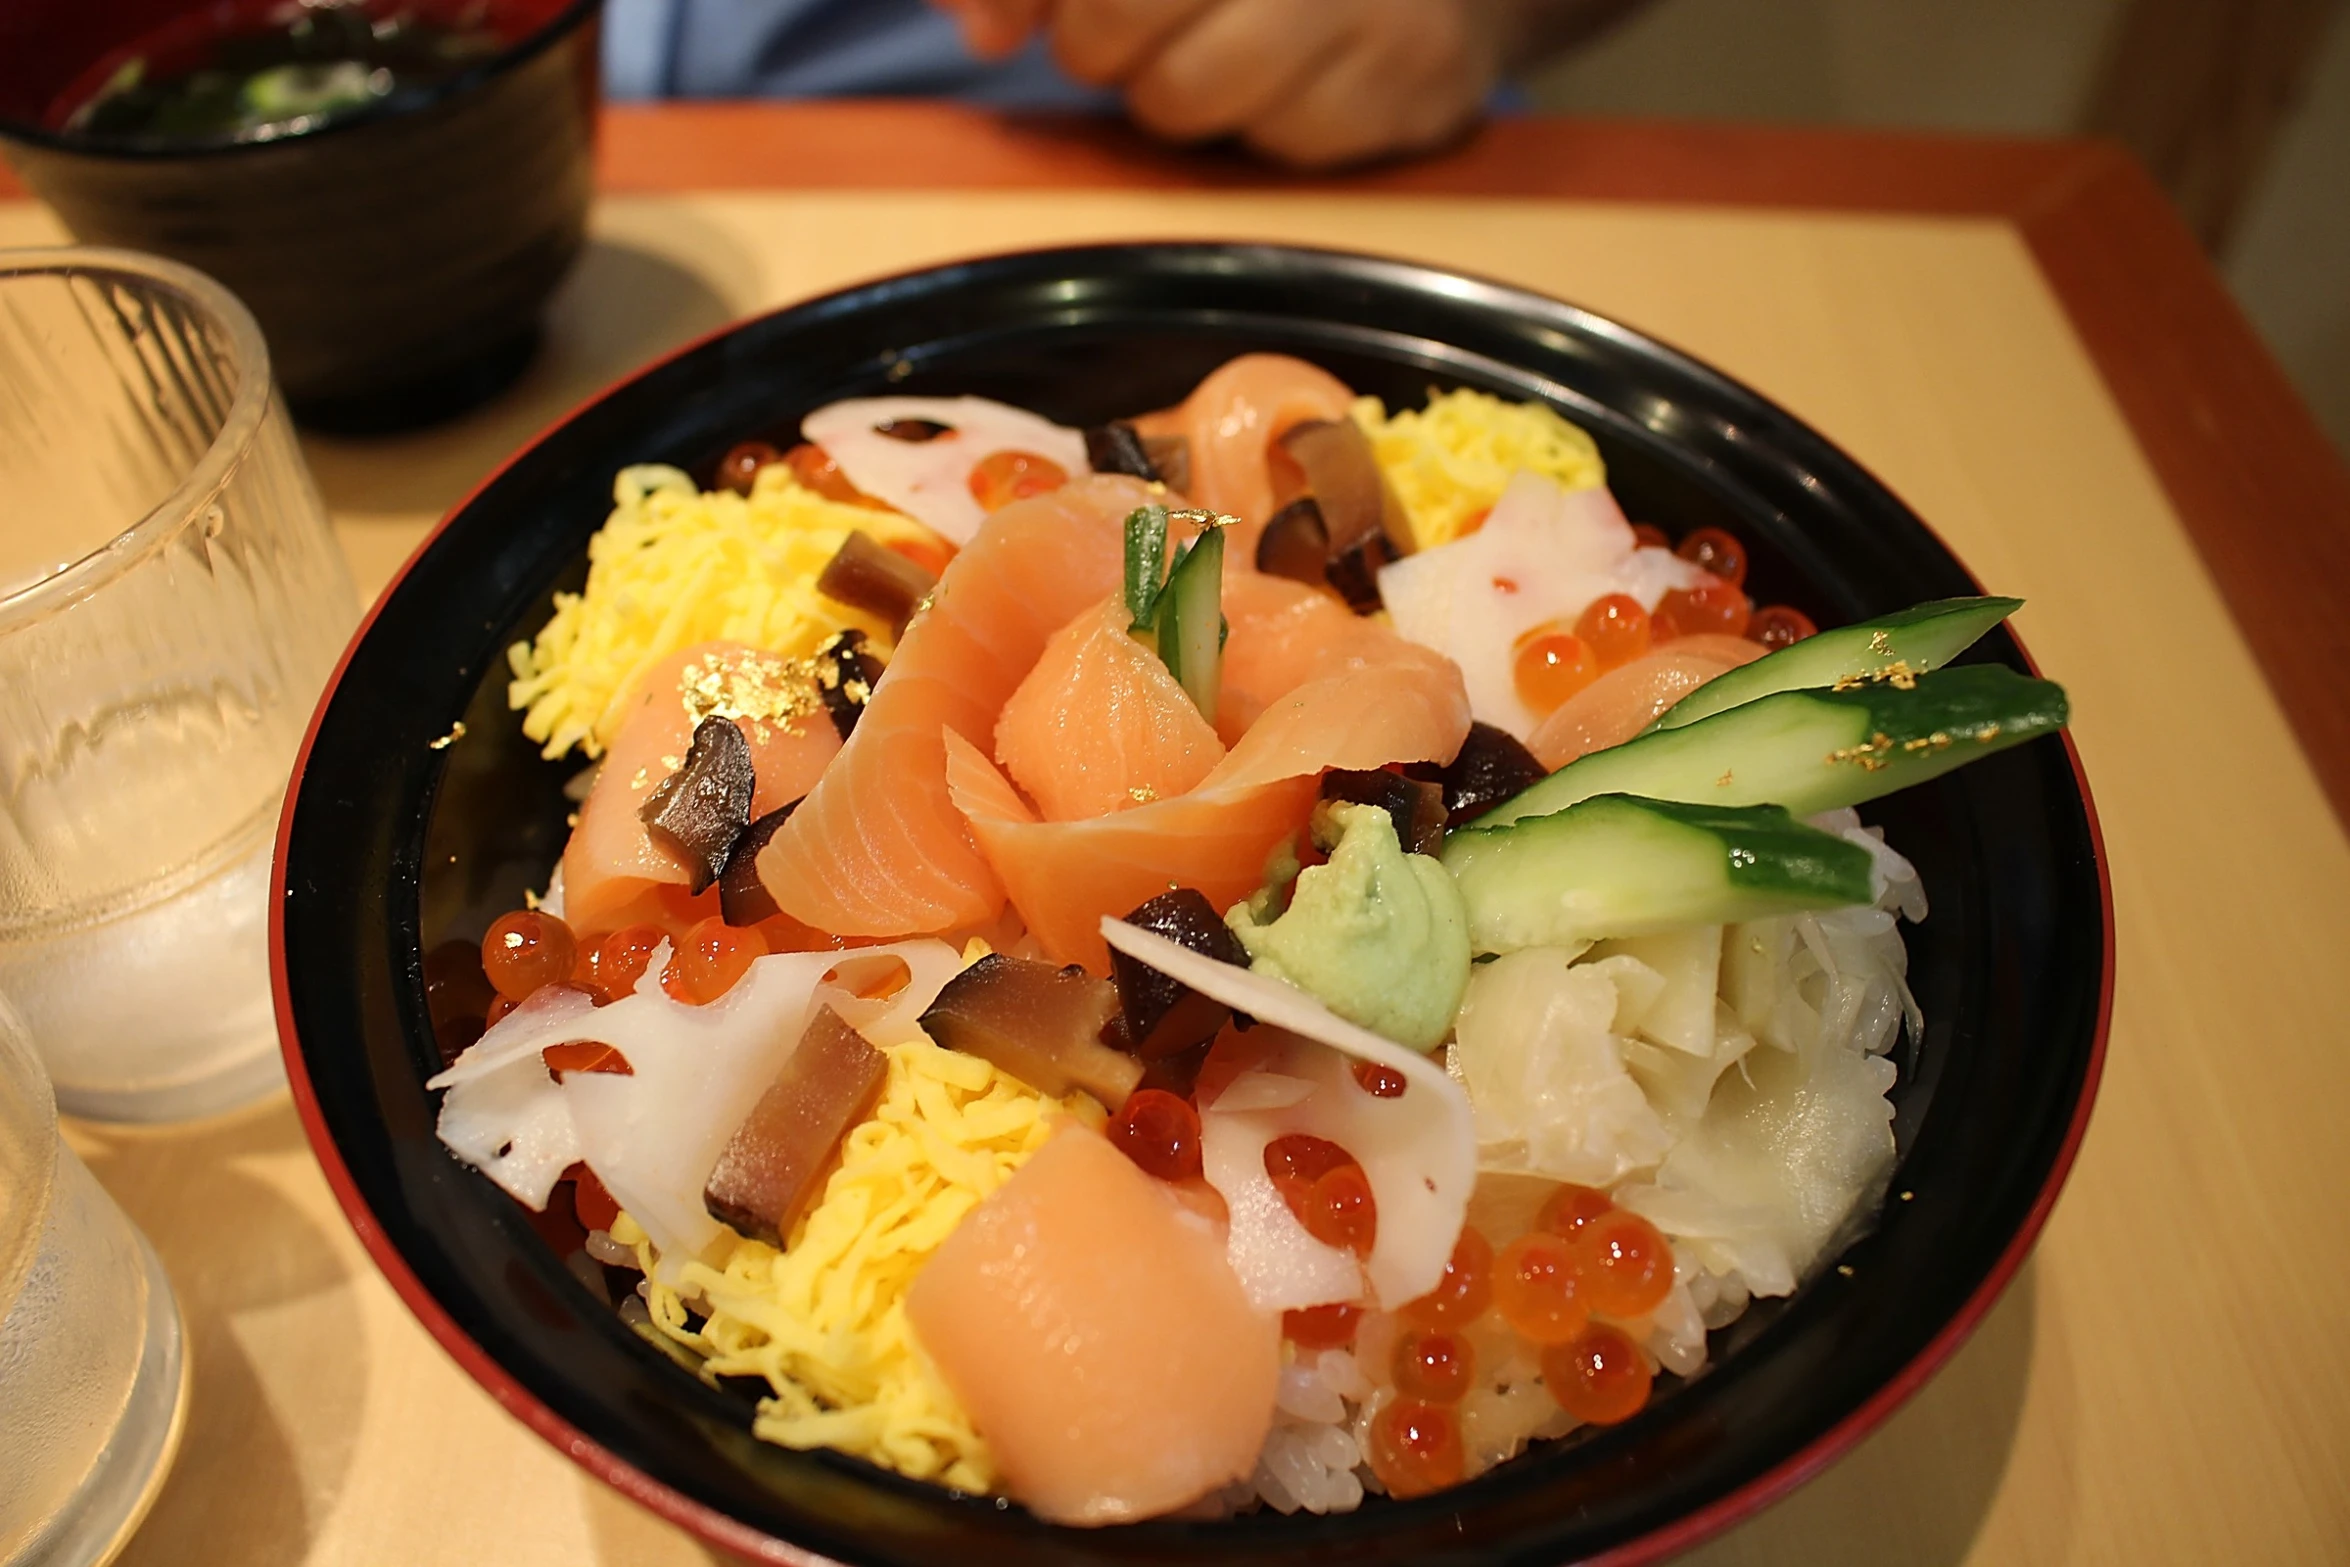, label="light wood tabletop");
[6,104,2348,1565]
